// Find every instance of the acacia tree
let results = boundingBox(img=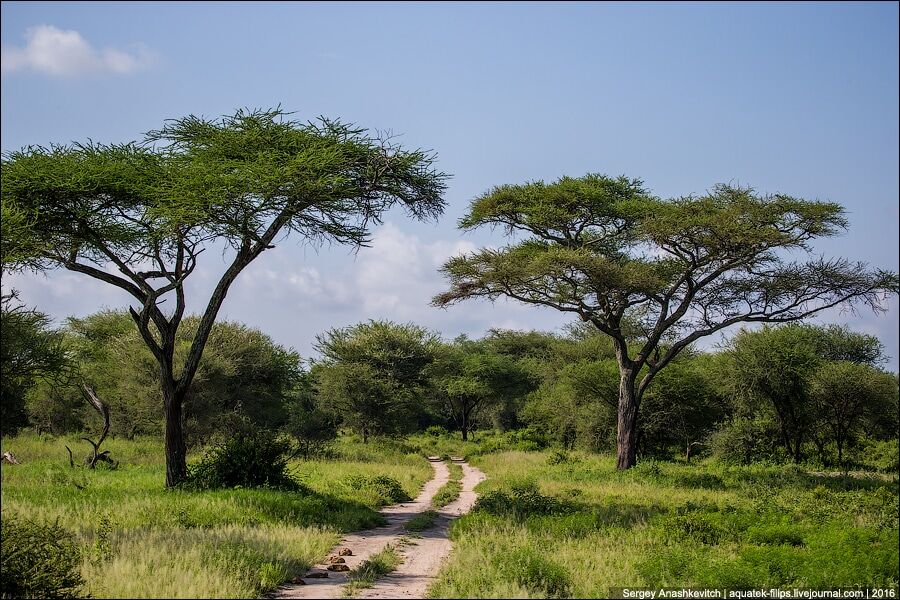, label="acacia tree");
[434,174,897,469]
[1,108,446,486]
[313,320,440,441]
[0,292,69,435]
[430,339,531,440]
[811,361,897,467]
